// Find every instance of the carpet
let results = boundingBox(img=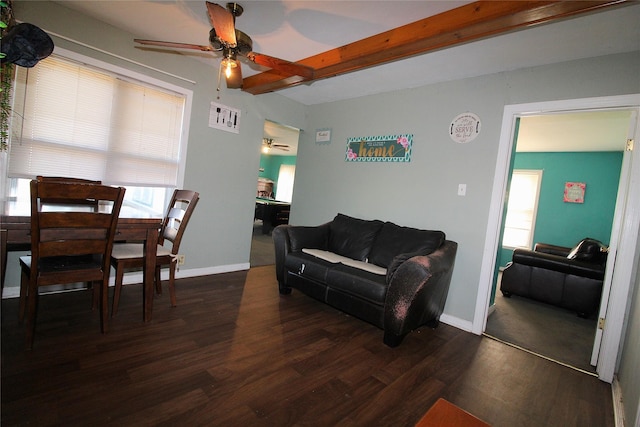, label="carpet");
[485,292,598,373]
